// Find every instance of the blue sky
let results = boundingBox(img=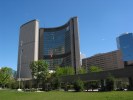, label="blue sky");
[0,0,133,70]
